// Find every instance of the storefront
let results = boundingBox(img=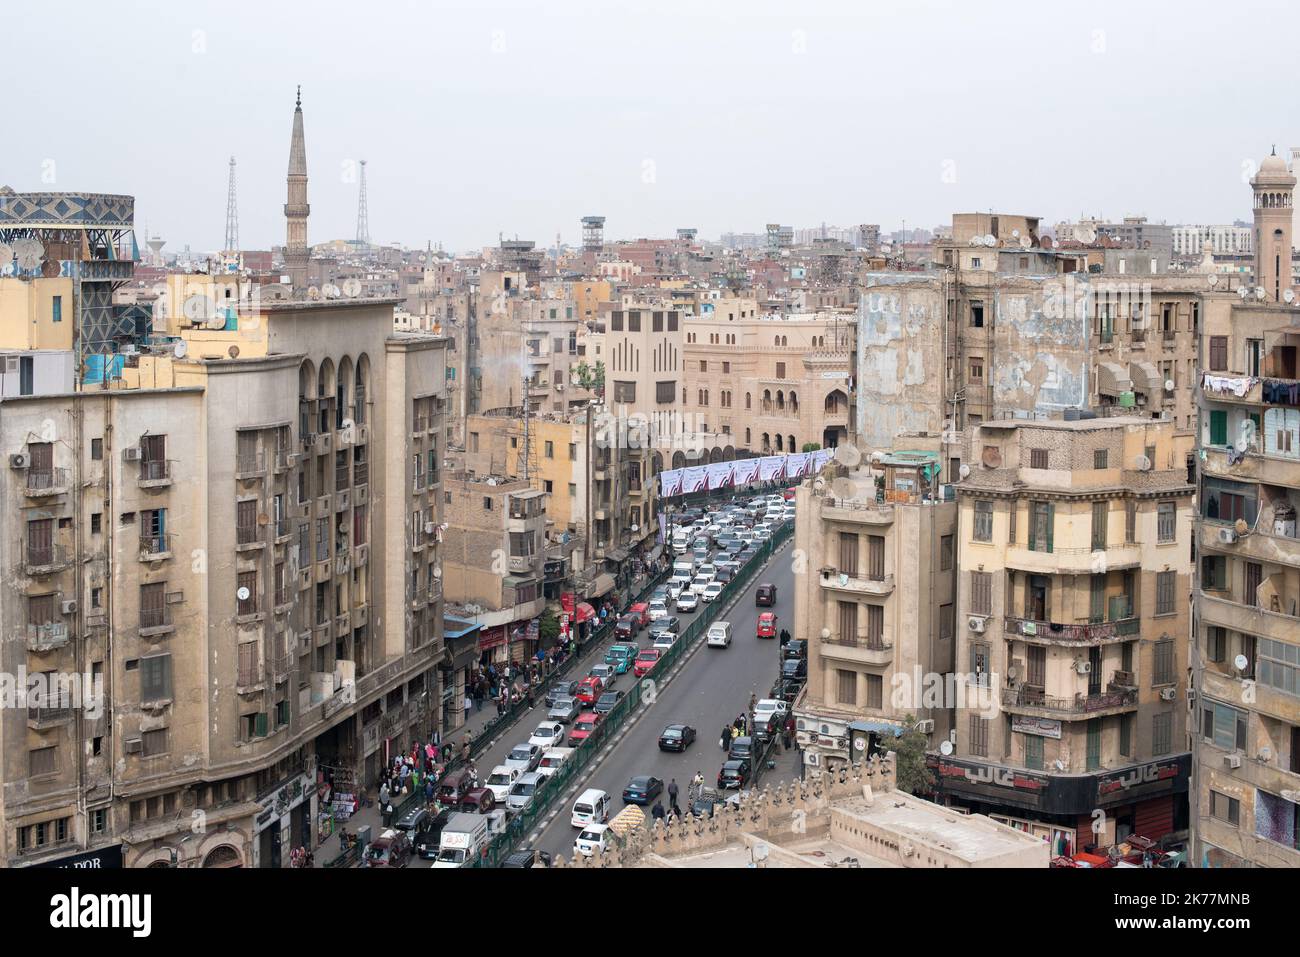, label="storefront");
[32,844,123,869]
[442,616,482,731]
[252,769,317,868]
[478,624,509,666]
